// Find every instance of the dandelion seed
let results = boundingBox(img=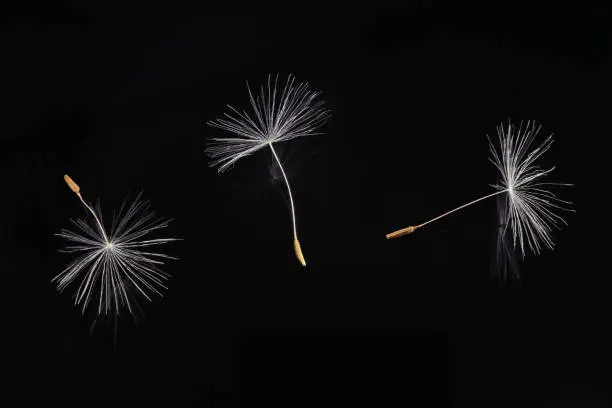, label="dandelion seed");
[53,175,179,318]
[206,74,331,267]
[386,121,573,273]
